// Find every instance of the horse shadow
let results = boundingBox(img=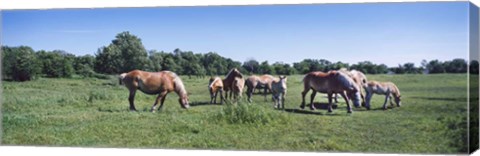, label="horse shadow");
[410,96,465,102]
[189,101,223,107]
[282,102,343,116]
